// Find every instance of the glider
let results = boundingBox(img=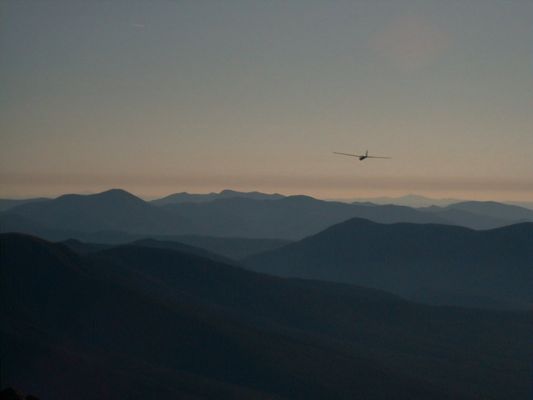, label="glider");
[333,150,391,161]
